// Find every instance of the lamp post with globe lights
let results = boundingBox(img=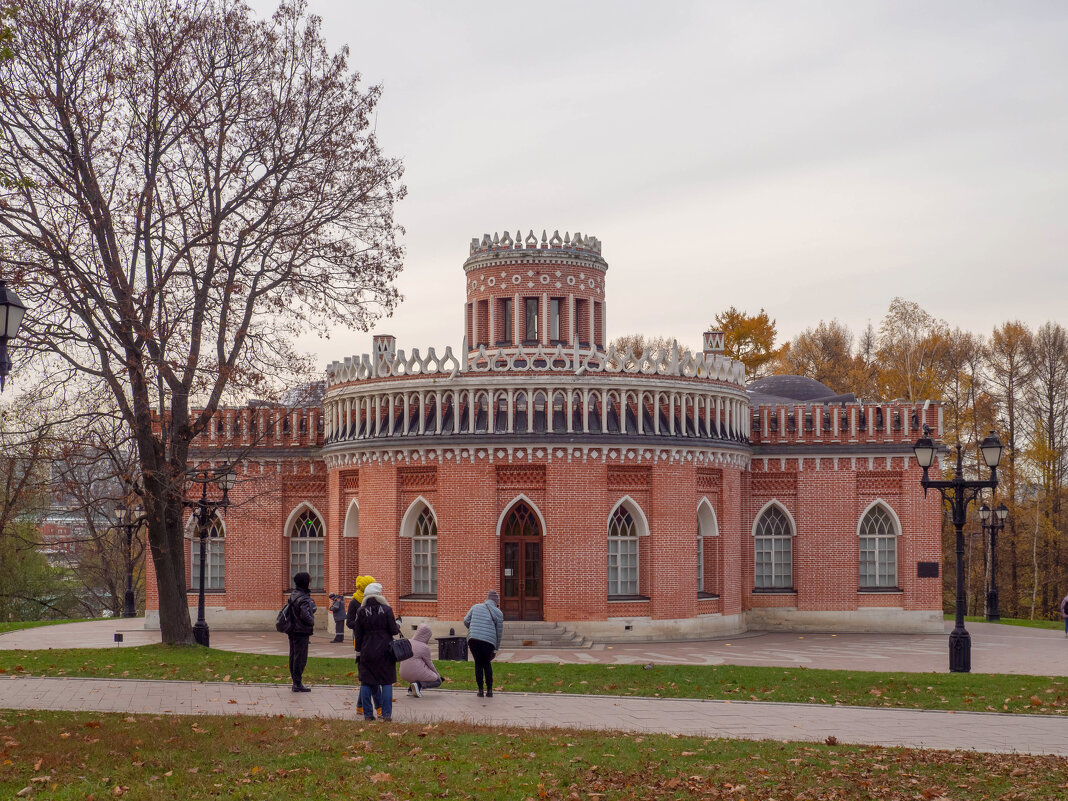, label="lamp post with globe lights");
[184,468,237,647]
[979,503,1009,622]
[0,281,28,391]
[913,424,1003,673]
